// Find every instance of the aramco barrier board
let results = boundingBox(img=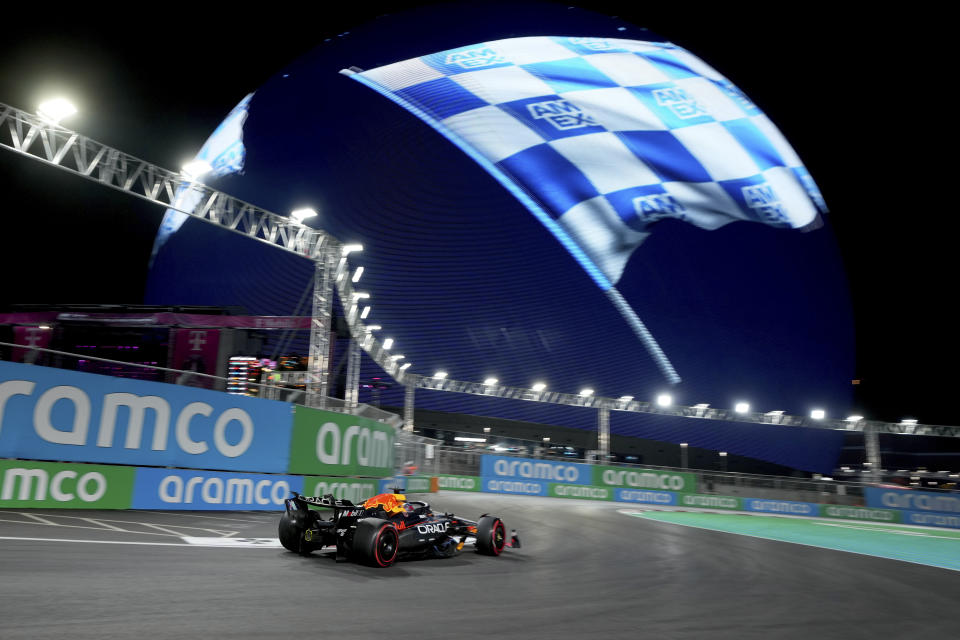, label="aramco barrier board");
[0,361,395,478]
[479,455,696,497]
[0,459,949,528]
[0,460,389,511]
